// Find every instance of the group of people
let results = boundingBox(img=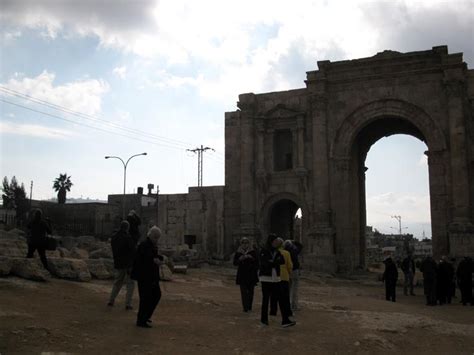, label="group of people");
[233,234,303,328]
[382,254,473,306]
[107,211,165,328]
